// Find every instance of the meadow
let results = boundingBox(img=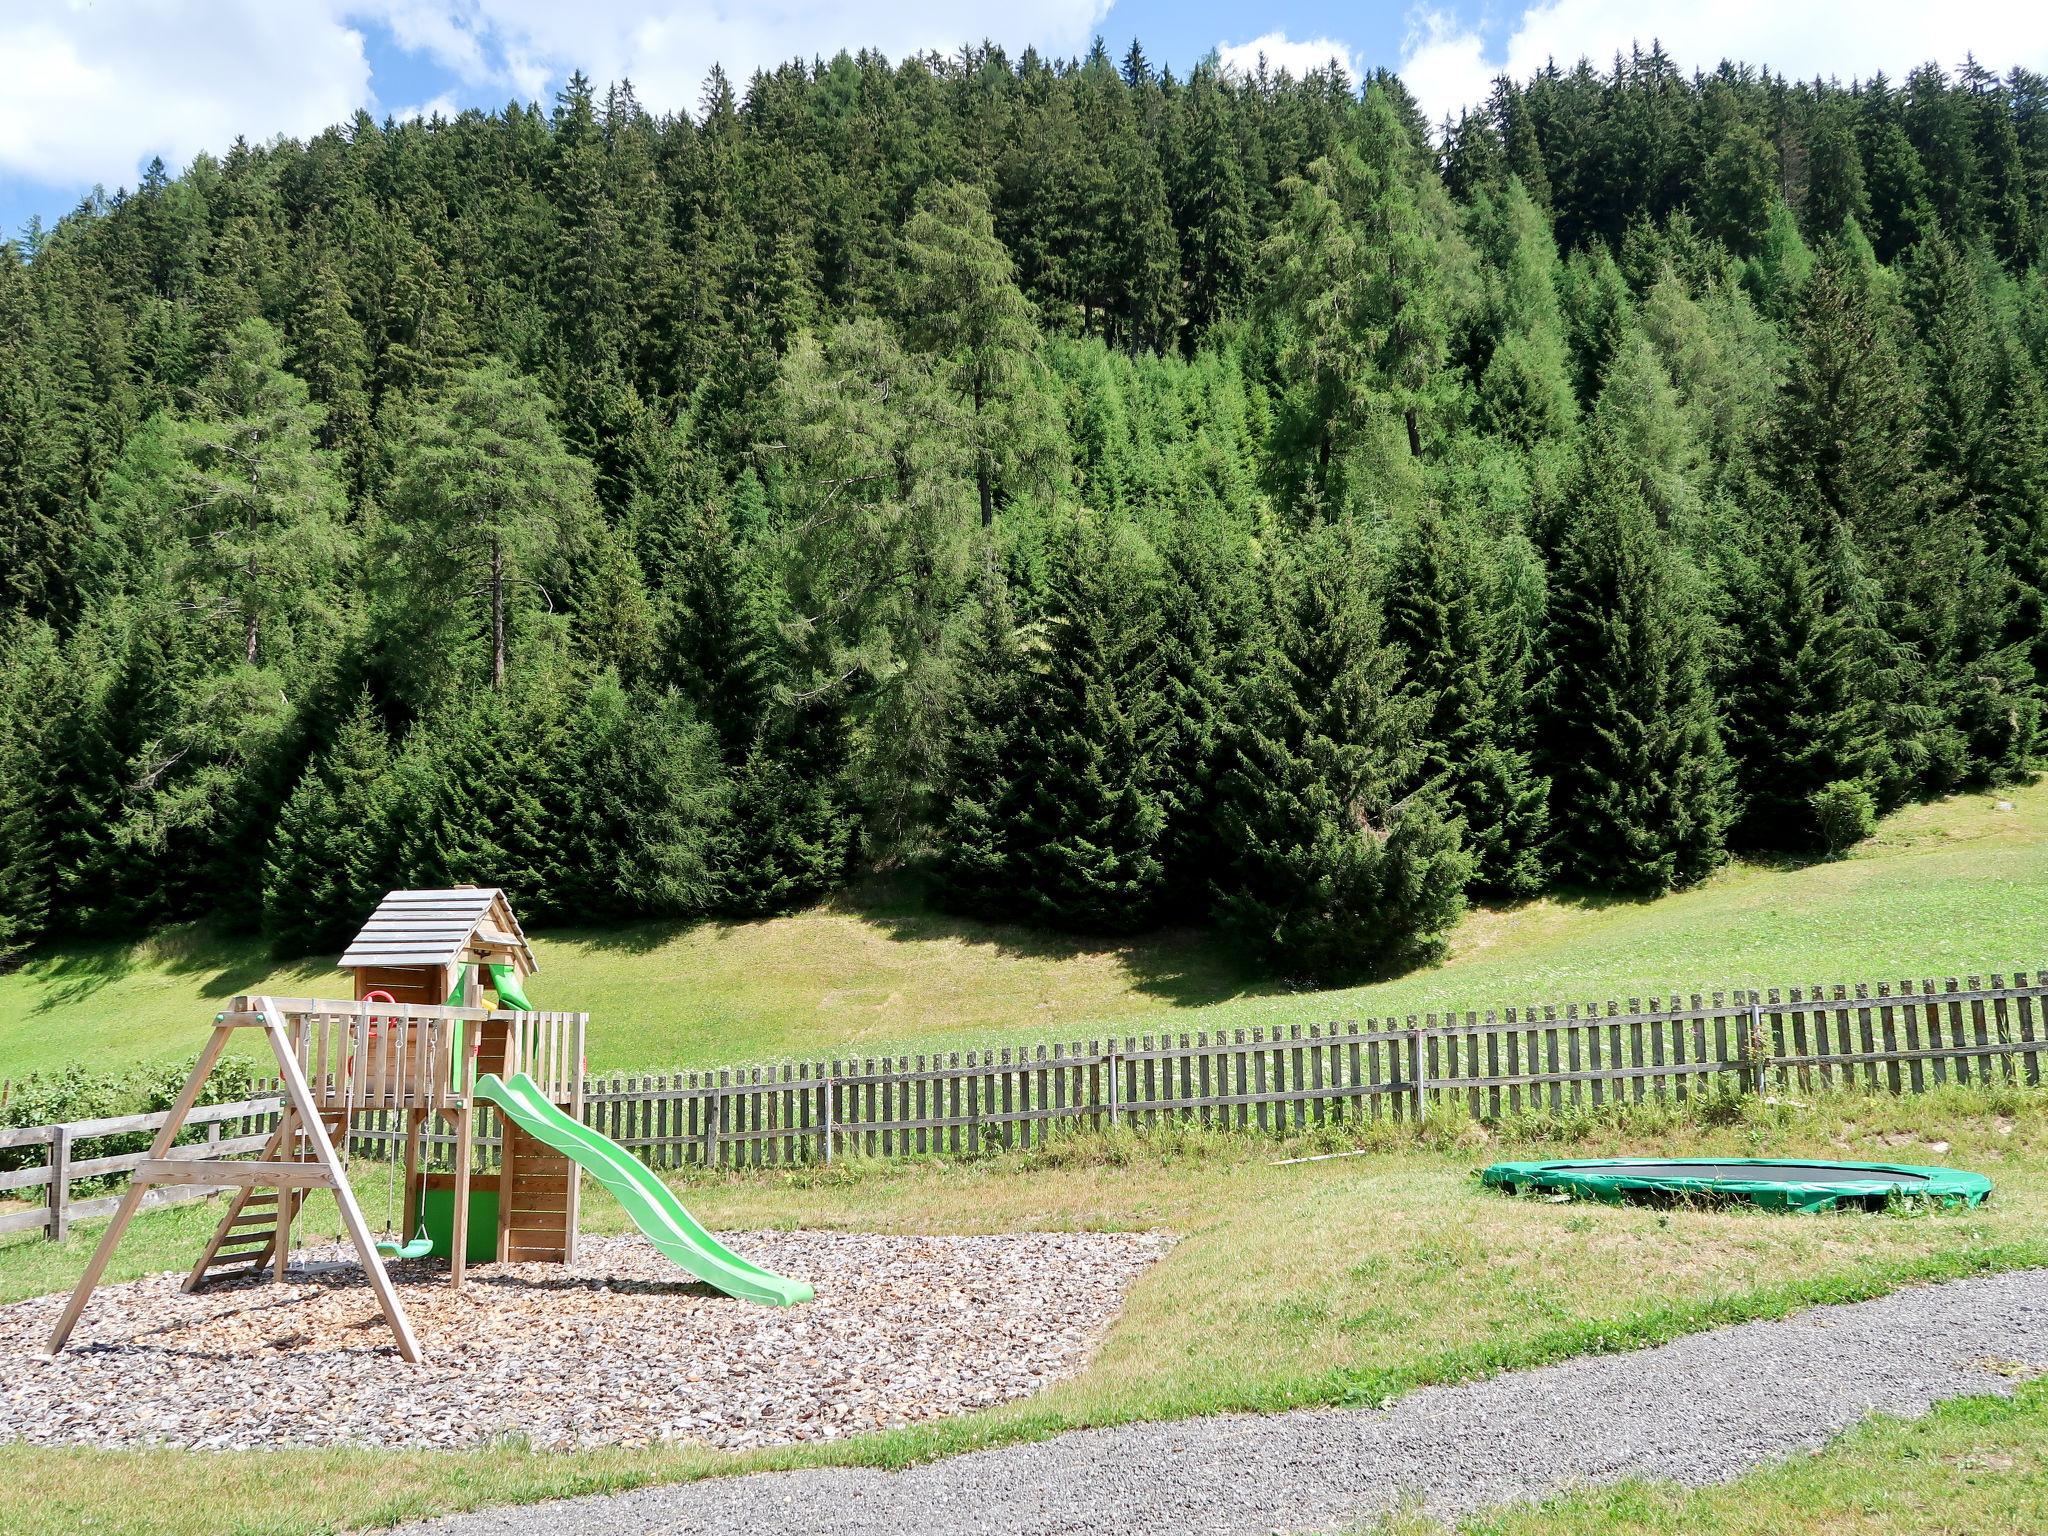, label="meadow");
[2,783,2043,1083]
